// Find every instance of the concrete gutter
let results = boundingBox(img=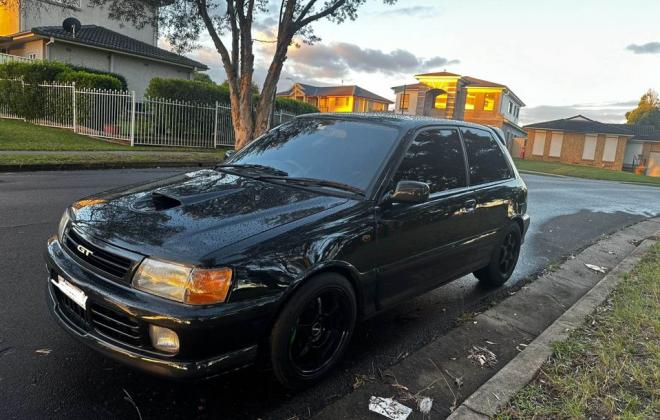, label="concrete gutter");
[449,234,659,419]
[314,217,660,420]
